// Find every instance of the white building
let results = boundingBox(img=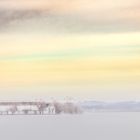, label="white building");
[16,105,39,115]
